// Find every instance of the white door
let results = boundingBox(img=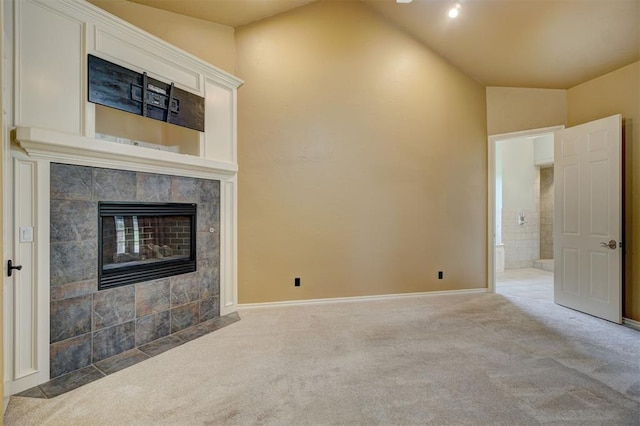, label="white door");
[554,114,622,323]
